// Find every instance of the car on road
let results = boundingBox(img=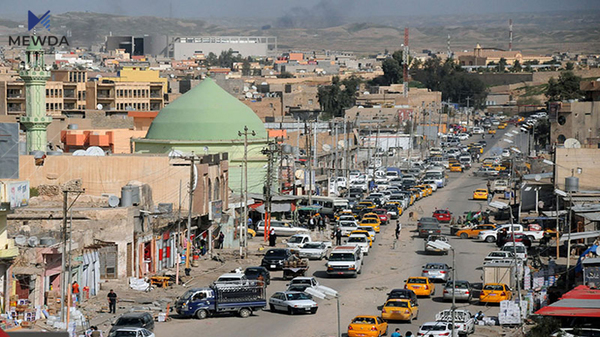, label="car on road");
[346,234,371,255]
[244,266,271,286]
[498,232,532,248]
[297,242,328,260]
[432,209,452,223]
[472,188,489,200]
[405,277,435,297]
[474,167,499,177]
[435,309,476,335]
[421,263,451,282]
[386,289,418,303]
[417,321,455,337]
[355,226,377,242]
[109,312,155,335]
[359,217,381,233]
[372,208,390,225]
[449,163,463,172]
[484,251,515,262]
[269,291,318,315]
[108,328,155,337]
[502,242,528,260]
[480,283,512,304]
[455,224,498,239]
[381,298,419,322]
[417,217,440,231]
[442,280,473,302]
[256,220,309,236]
[424,235,450,255]
[347,316,388,337]
[472,127,484,134]
[261,248,293,271]
[337,220,359,236]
